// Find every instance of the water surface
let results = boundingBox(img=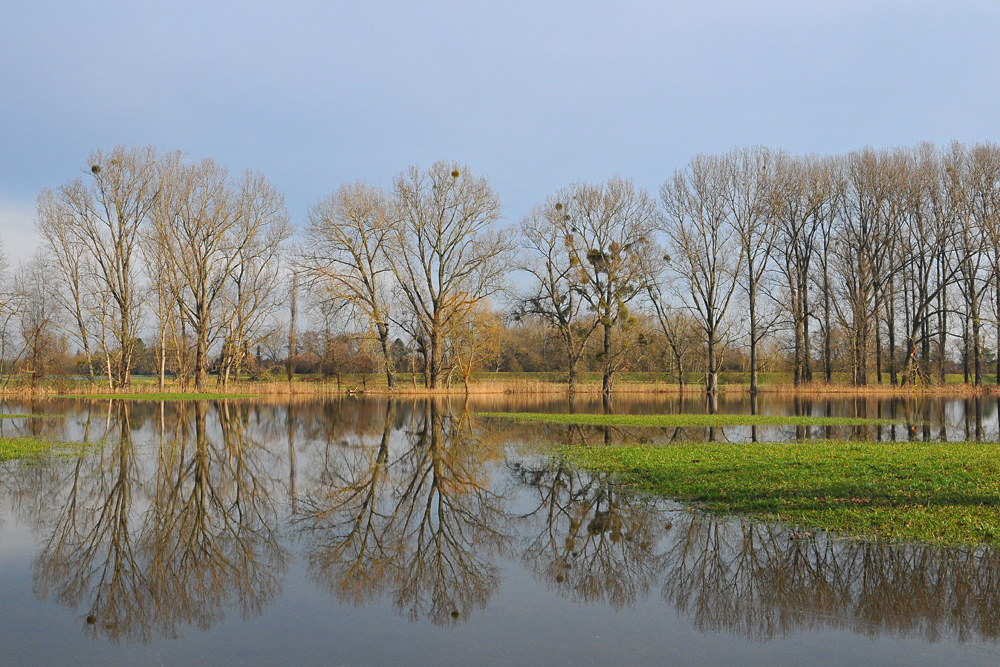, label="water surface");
[1,395,999,665]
